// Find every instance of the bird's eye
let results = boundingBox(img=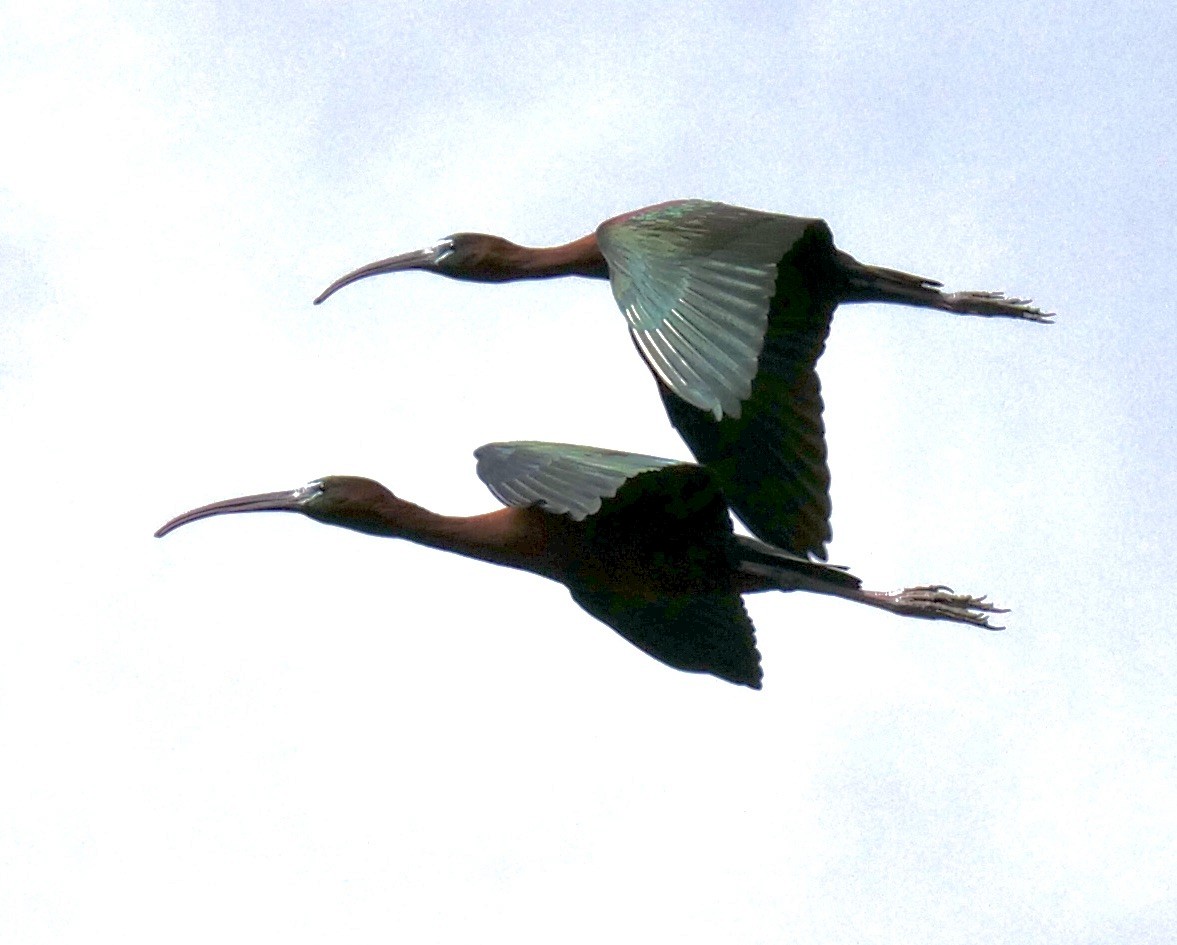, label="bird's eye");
[295,481,325,503]
[433,238,456,263]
